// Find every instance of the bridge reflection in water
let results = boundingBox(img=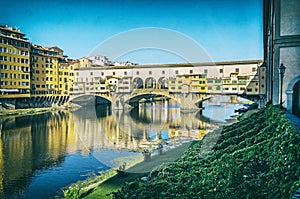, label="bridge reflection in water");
[0,101,222,199]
